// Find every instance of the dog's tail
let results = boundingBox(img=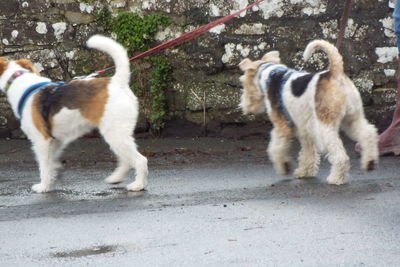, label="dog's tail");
[303,40,344,77]
[86,35,130,85]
